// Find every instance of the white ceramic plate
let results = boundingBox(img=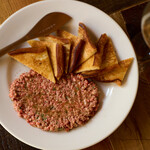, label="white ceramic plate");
[0,0,138,150]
